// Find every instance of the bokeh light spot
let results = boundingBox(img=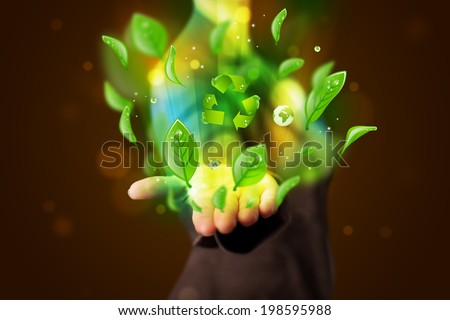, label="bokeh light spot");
[156,204,166,214]
[380,226,393,239]
[42,200,55,213]
[148,69,165,87]
[53,216,73,237]
[190,59,200,70]
[235,6,251,23]
[349,81,360,92]
[343,225,354,236]
[83,61,93,72]
[50,19,63,31]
